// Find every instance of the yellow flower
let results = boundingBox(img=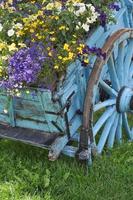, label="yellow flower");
[79,43,85,48]
[8,43,18,52]
[63,43,69,51]
[0,42,6,50]
[48,52,52,56]
[32,22,38,28]
[50,37,56,41]
[77,47,82,54]
[72,40,76,44]
[63,57,68,62]
[84,59,89,64]
[38,35,43,39]
[18,43,26,48]
[16,30,24,37]
[49,31,55,35]
[46,2,61,10]
[30,28,34,33]
[54,65,59,69]
[22,18,27,23]
[58,56,62,60]
[54,16,59,20]
[38,10,43,16]
[59,26,66,30]
[68,52,74,59]
[1,55,9,60]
